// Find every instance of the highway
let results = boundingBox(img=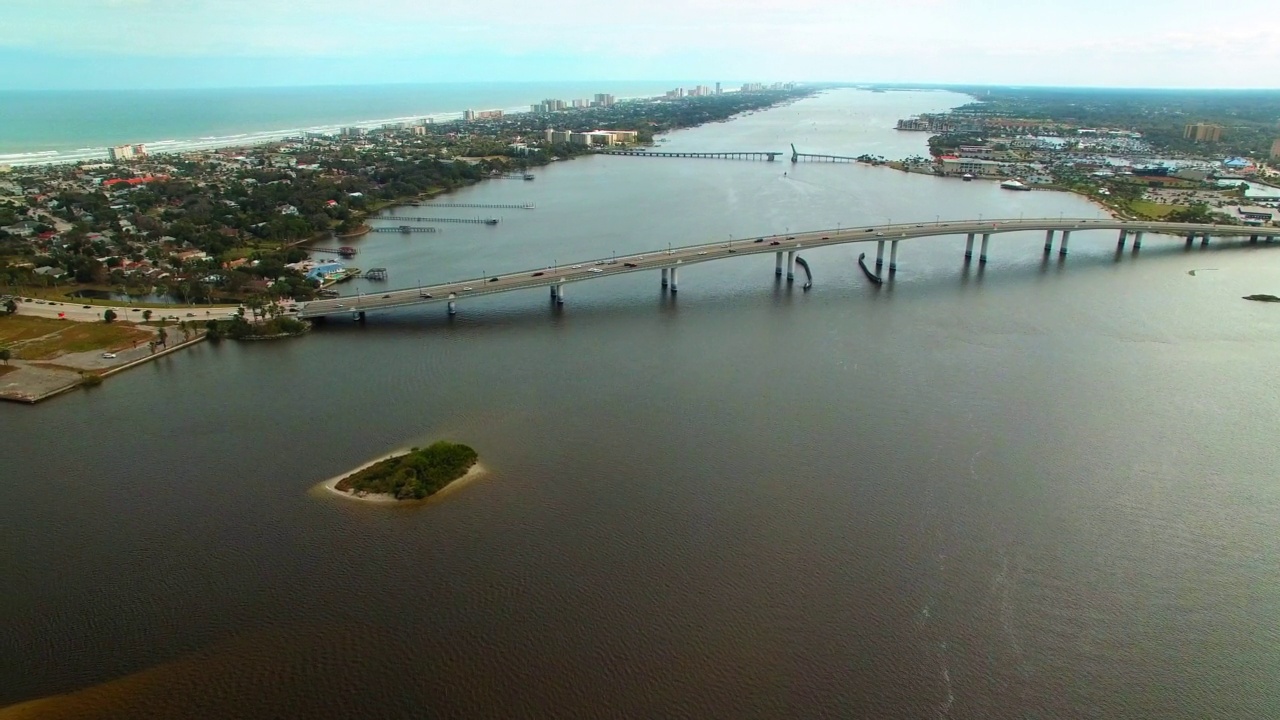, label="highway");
[10,298,243,323]
[296,217,1272,319]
